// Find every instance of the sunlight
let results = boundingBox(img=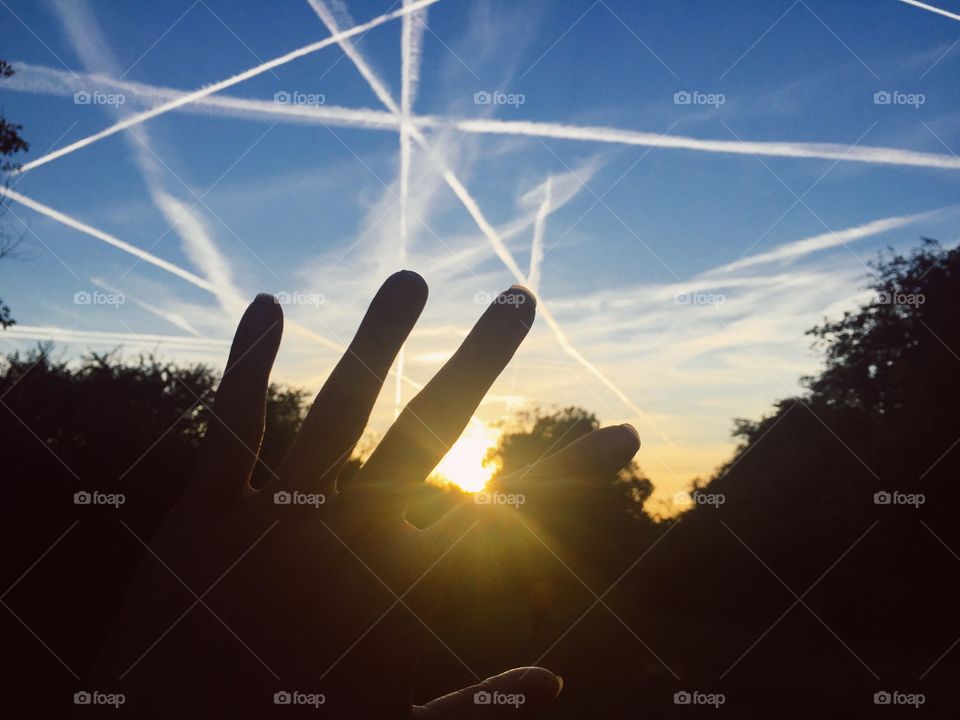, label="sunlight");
[433,422,502,493]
